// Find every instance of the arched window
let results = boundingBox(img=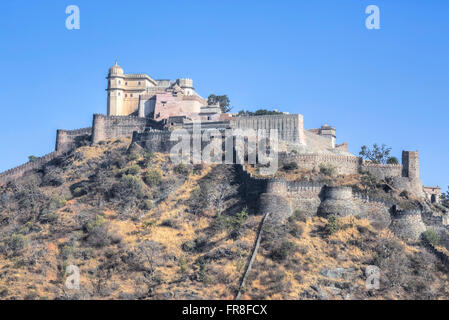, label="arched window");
[118,92,121,96]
